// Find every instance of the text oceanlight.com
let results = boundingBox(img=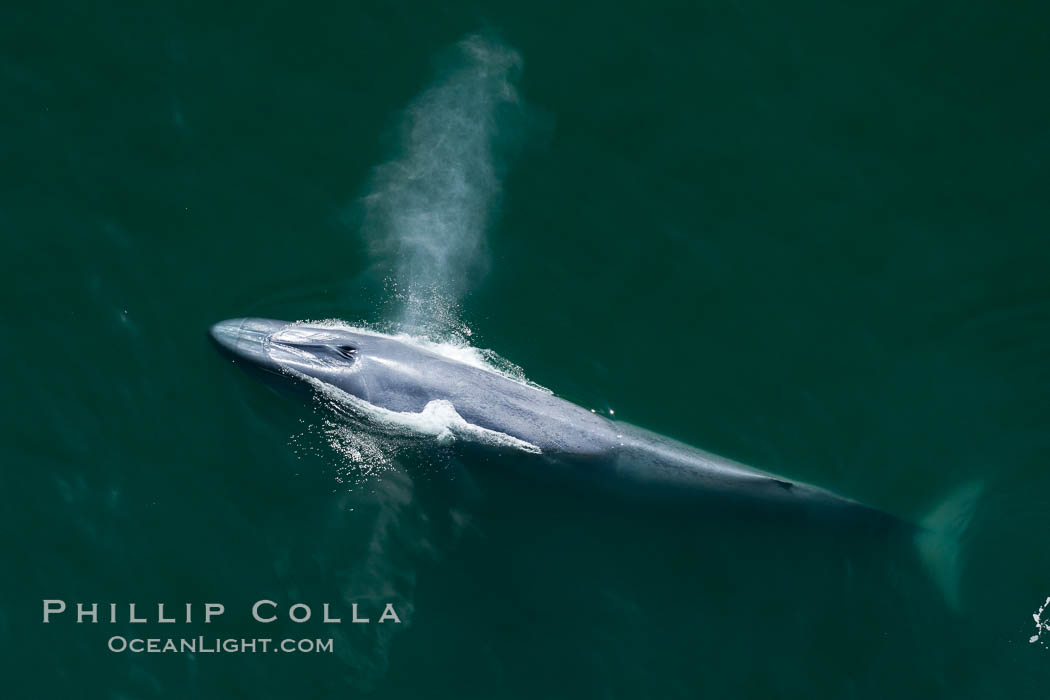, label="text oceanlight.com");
[107,636,334,654]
